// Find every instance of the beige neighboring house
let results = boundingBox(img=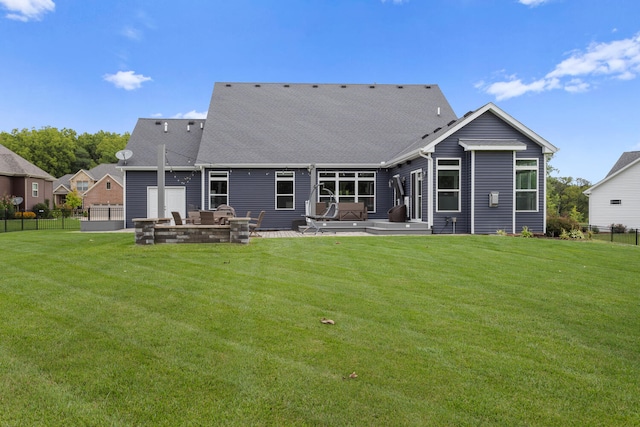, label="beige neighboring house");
[53,164,123,208]
[0,143,55,211]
